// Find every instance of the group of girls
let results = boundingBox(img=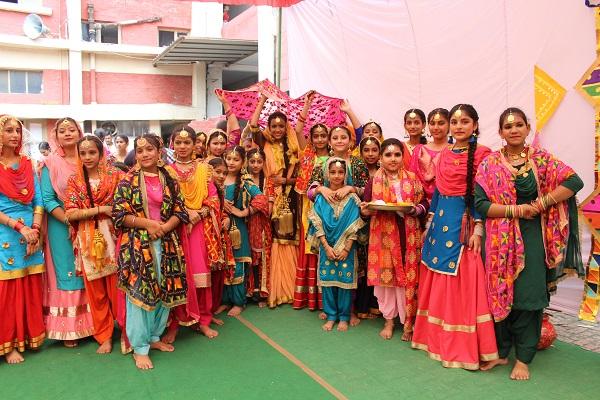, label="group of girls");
[0,97,582,380]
